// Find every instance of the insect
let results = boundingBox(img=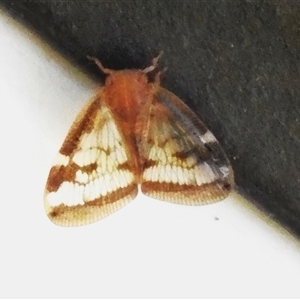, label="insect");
[44,52,234,226]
